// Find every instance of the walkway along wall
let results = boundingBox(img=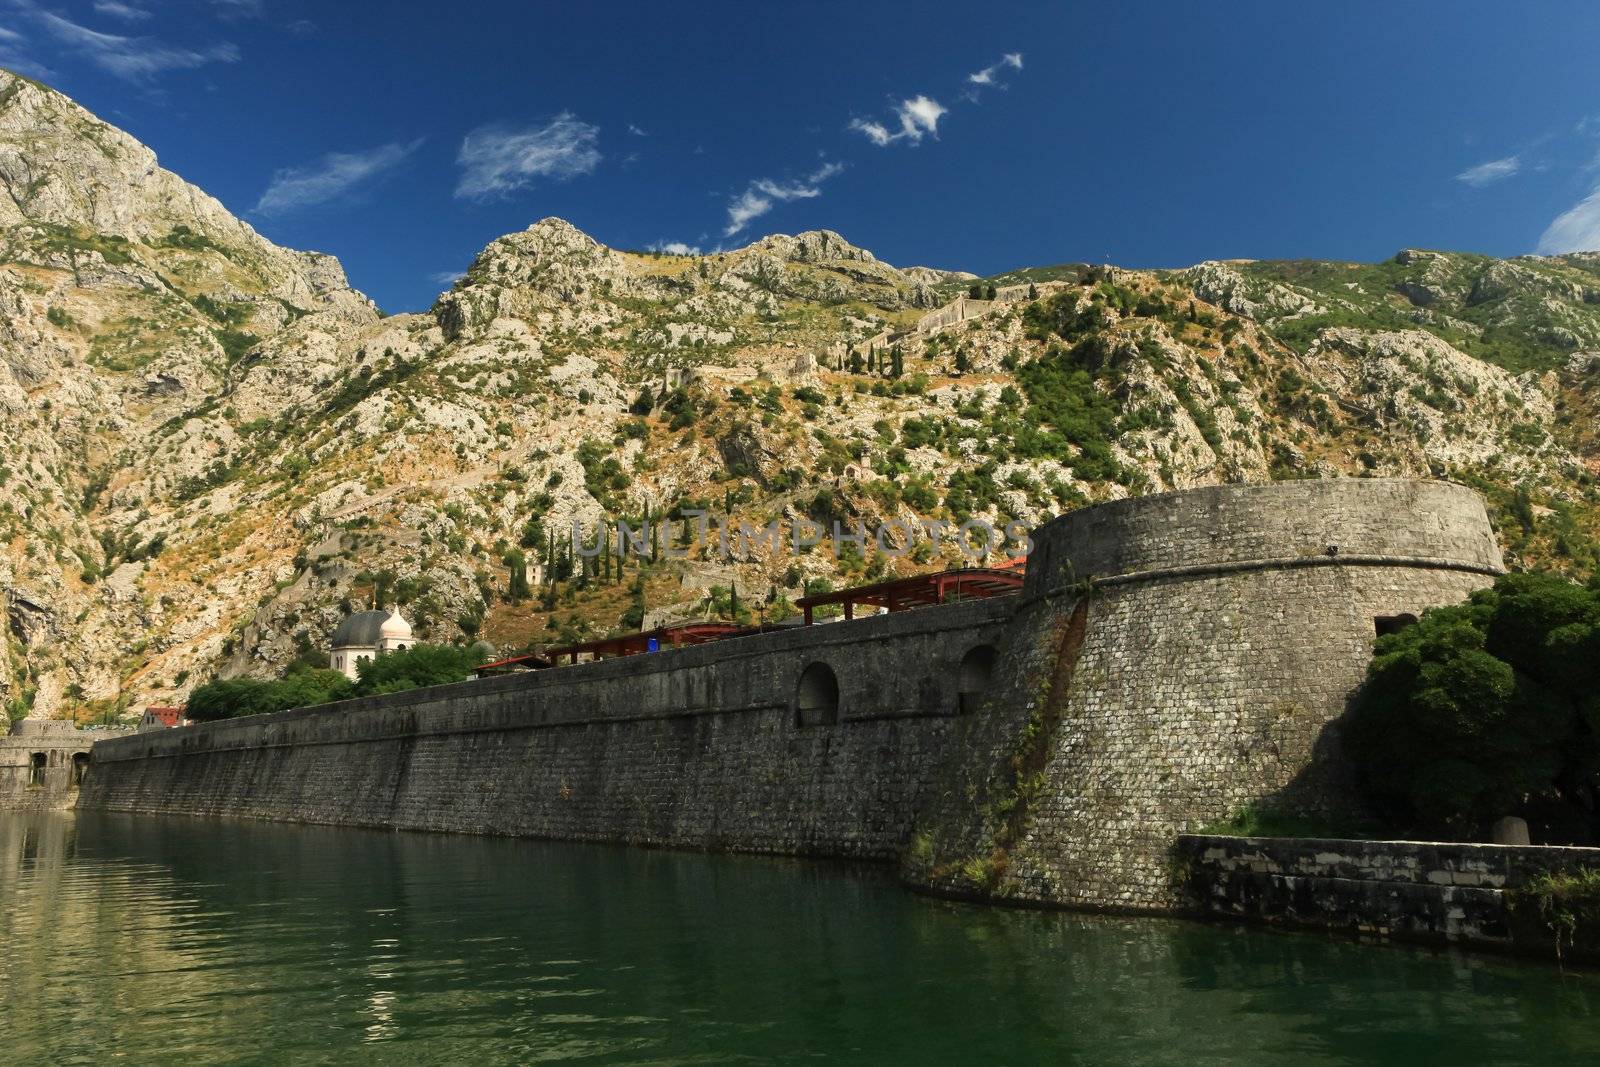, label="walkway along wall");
[78,479,1509,914]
